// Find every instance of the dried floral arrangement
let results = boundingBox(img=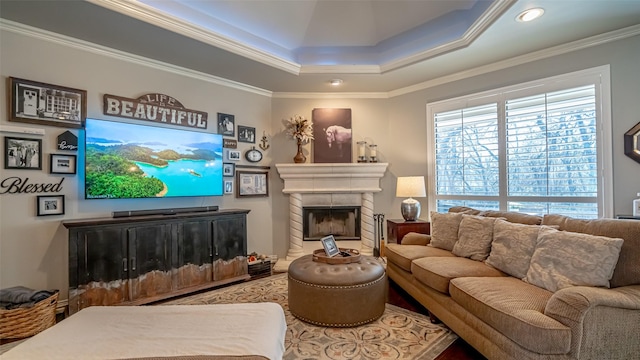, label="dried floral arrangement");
[284,114,314,144]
